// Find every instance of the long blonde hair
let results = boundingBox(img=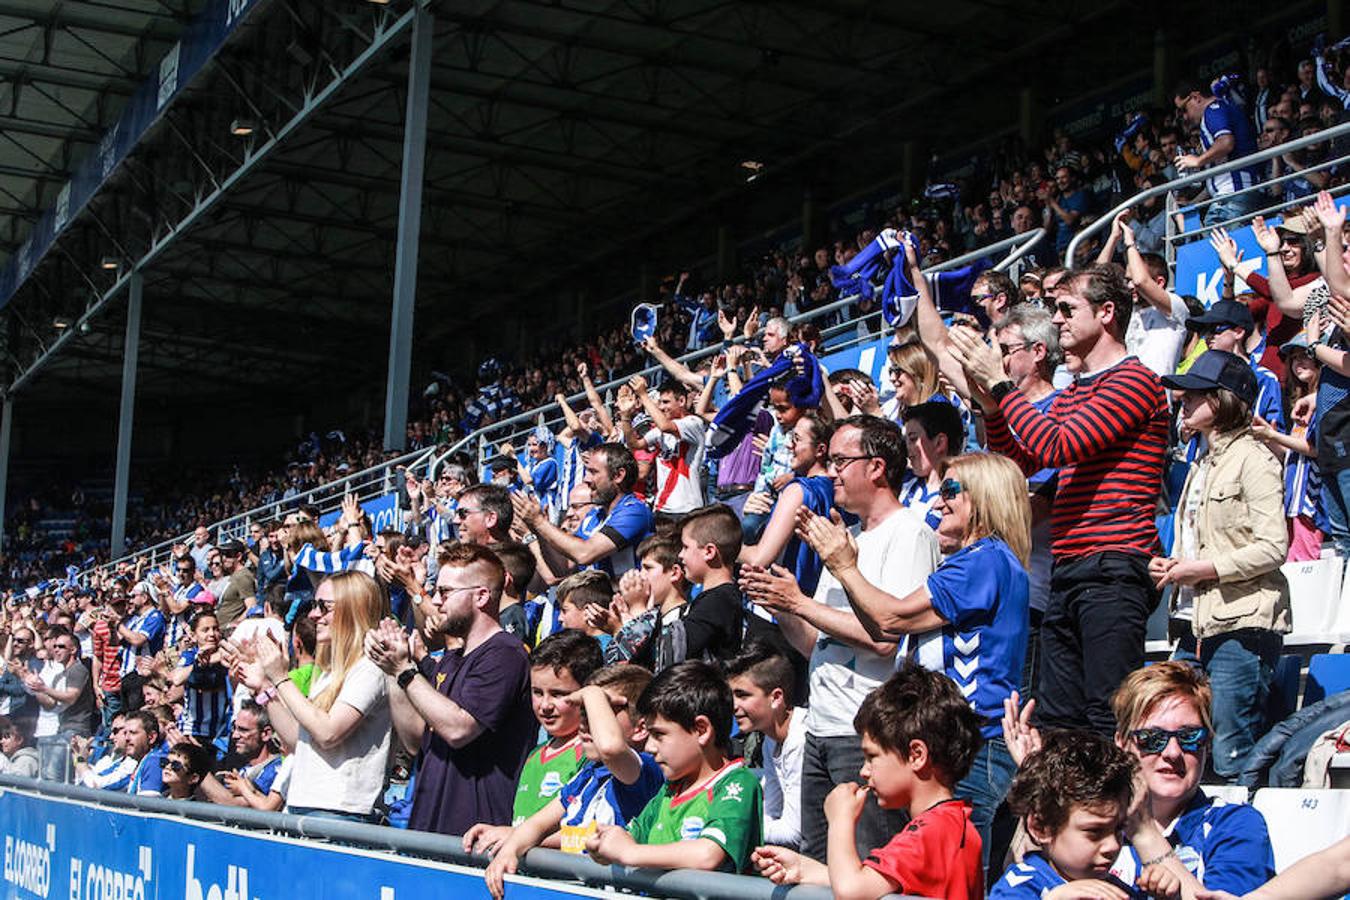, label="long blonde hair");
[887,340,940,406]
[312,571,389,712]
[941,453,1032,566]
